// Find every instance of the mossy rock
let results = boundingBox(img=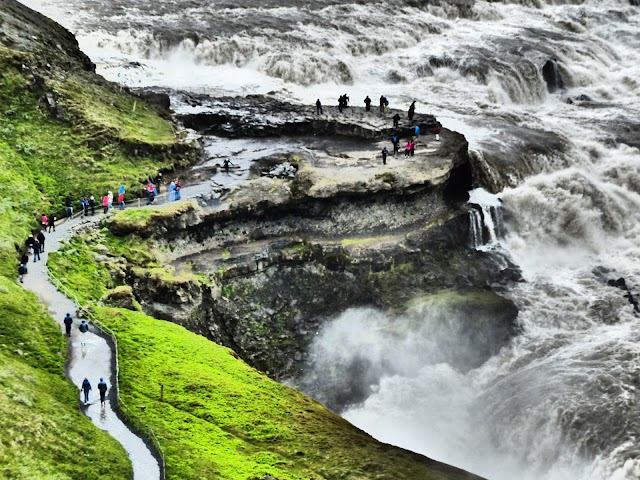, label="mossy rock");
[102,285,142,311]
